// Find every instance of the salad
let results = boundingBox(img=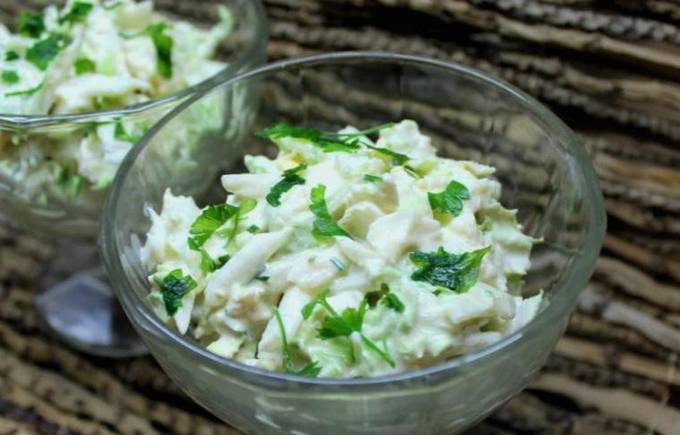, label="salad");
[141,120,542,378]
[0,0,232,198]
